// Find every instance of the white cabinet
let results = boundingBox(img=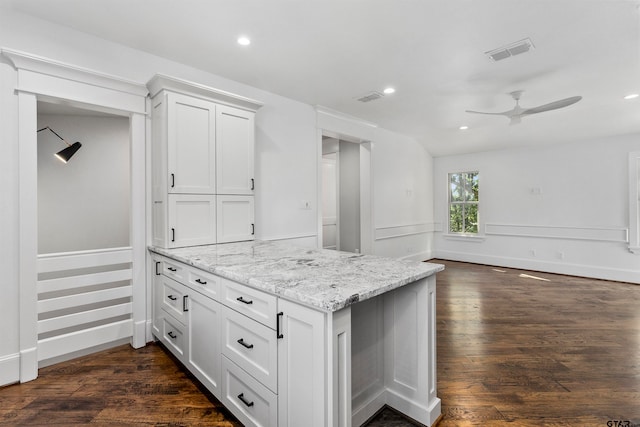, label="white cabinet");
[186,289,222,396]
[168,194,216,247]
[148,74,262,248]
[167,93,217,194]
[277,299,327,427]
[217,195,255,244]
[216,105,255,195]
[152,253,332,427]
